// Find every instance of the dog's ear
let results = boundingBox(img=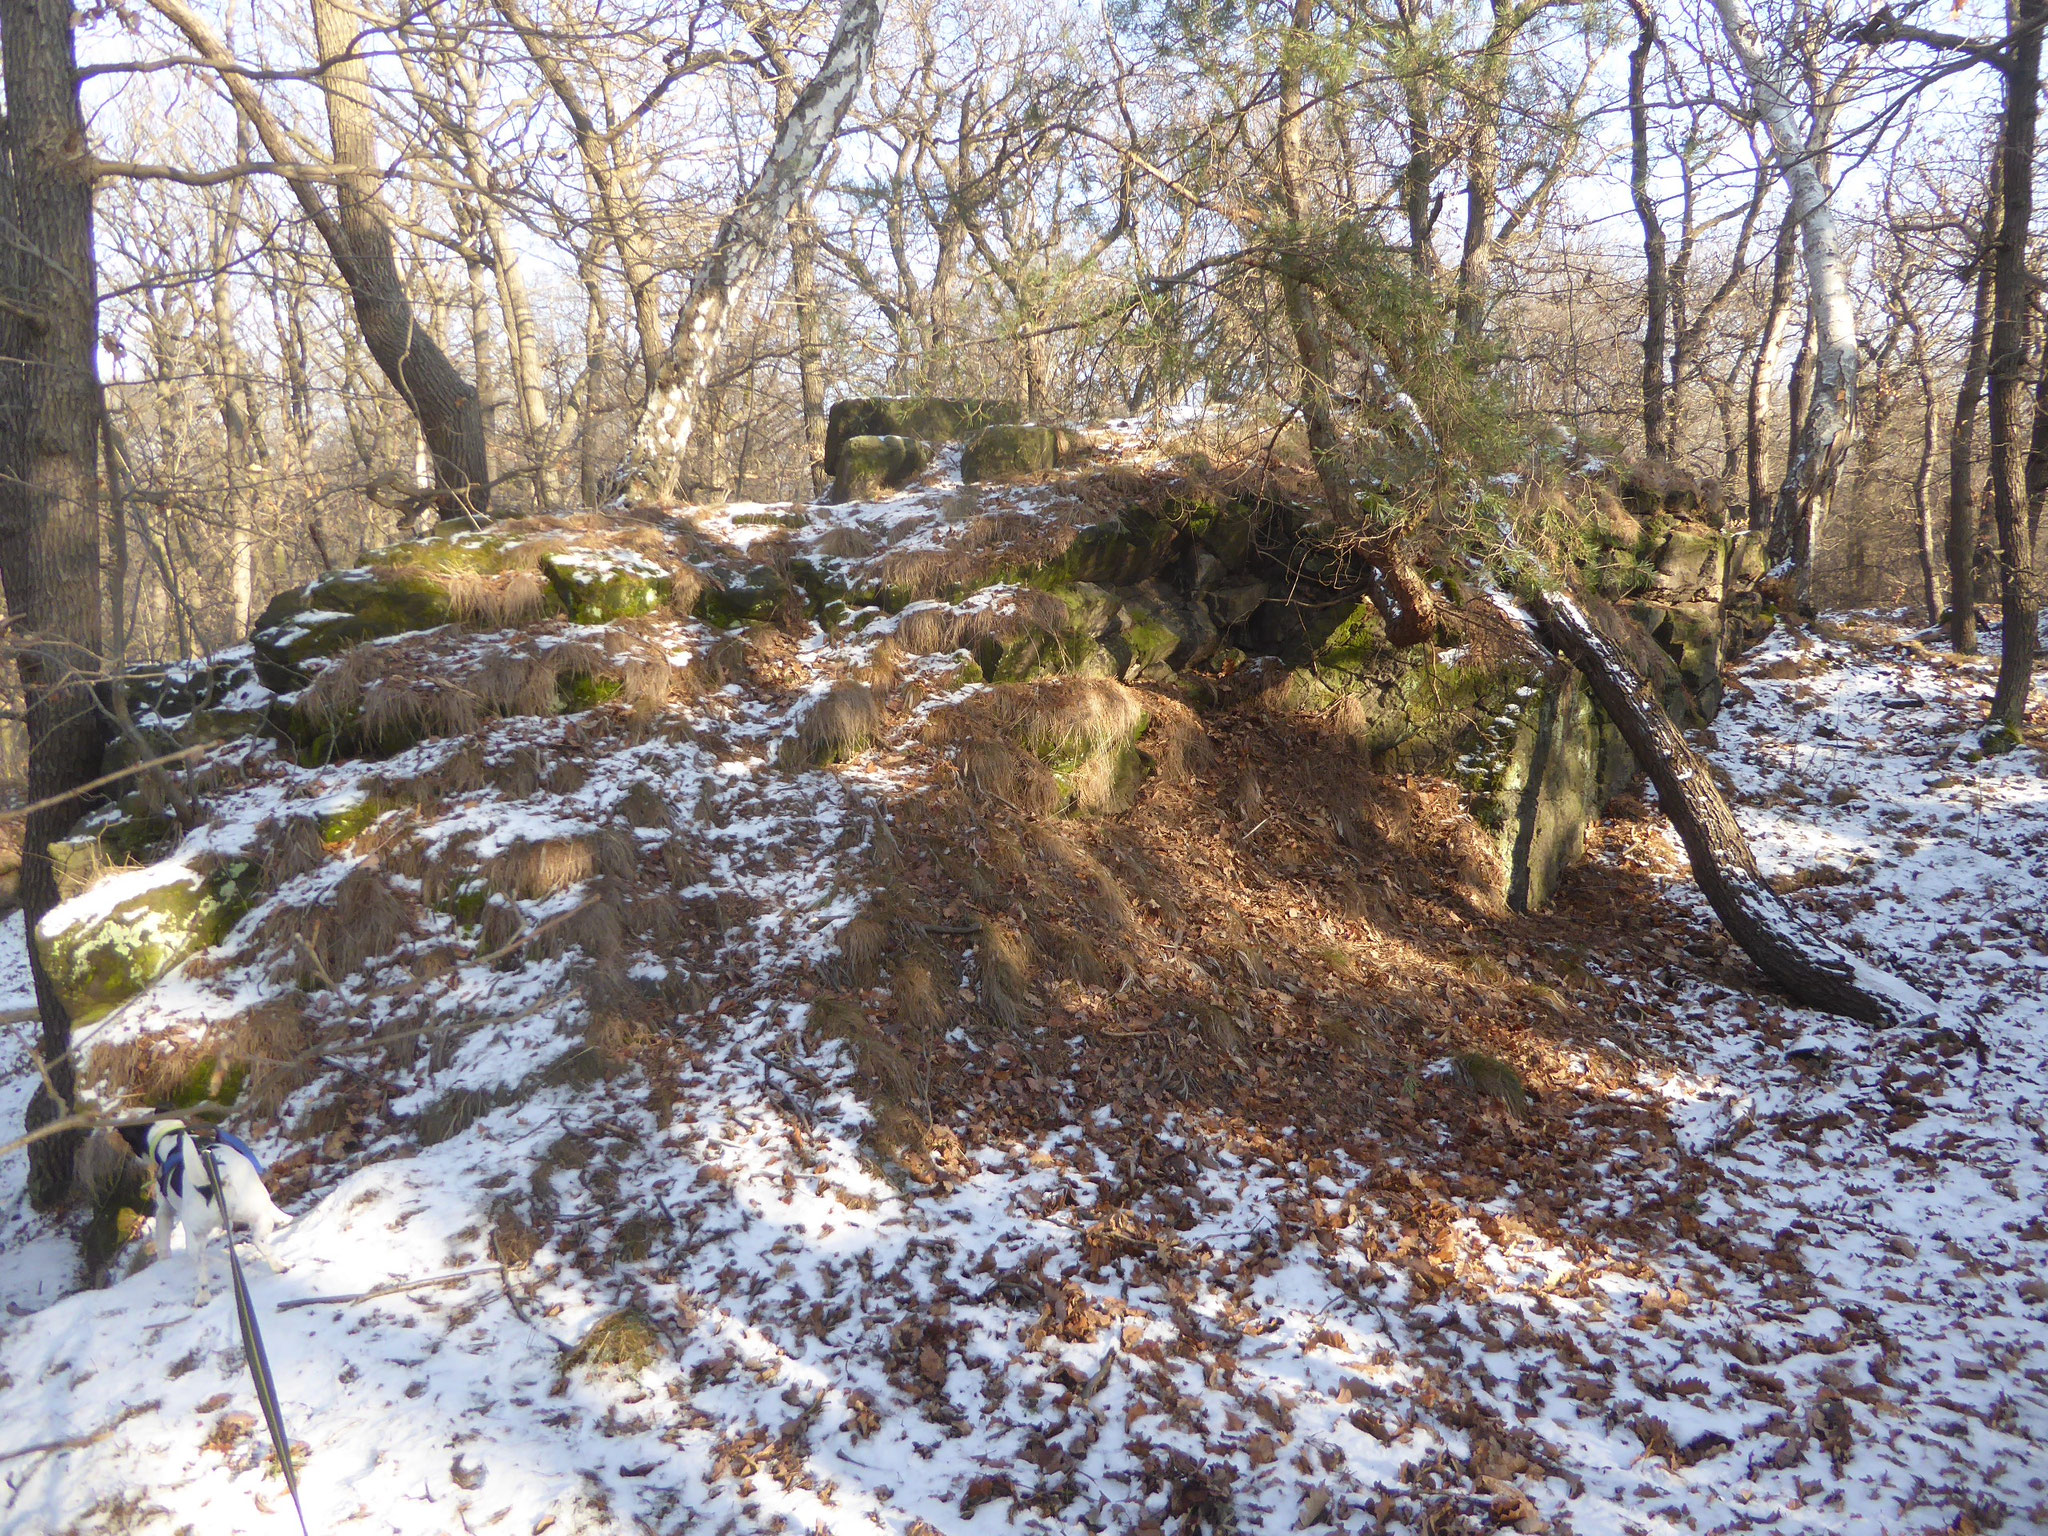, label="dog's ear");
[117,1123,151,1158]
